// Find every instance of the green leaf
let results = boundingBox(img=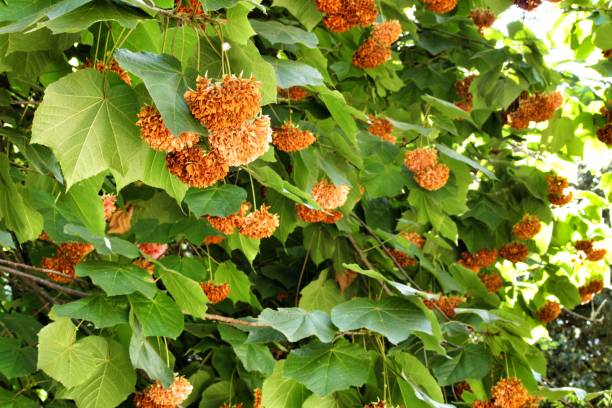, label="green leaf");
[37,318,99,388]
[223,3,256,45]
[361,156,408,198]
[53,295,129,328]
[422,94,474,123]
[271,0,322,31]
[56,175,106,236]
[435,143,497,180]
[250,19,318,48]
[114,48,203,135]
[316,88,358,141]
[0,337,36,379]
[0,389,39,408]
[63,338,136,408]
[284,338,376,396]
[217,325,276,375]
[432,344,492,386]
[262,361,311,408]
[43,1,146,33]
[258,307,335,342]
[199,381,232,408]
[225,230,261,264]
[390,351,445,404]
[157,261,207,317]
[76,261,157,298]
[267,58,325,88]
[544,275,581,309]
[449,264,500,307]
[213,261,252,305]
[31,69,142,188]
[184,184,247,217]
[594,24,612,50]
[129,312,174,387]
[64,224,141,258]
[302,391,363,408]
[299,272,345,313]
[0,156,43,242]
[331,297,433,344]
[129,292,184,338]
